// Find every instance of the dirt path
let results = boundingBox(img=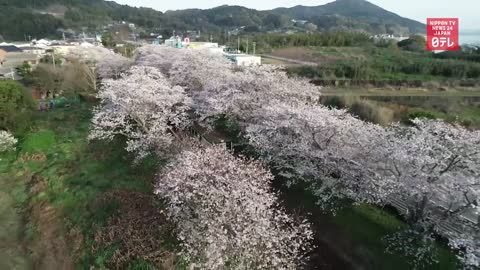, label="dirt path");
[28,173,75,270]
[0,161,74,270]
[0,172,31,270]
